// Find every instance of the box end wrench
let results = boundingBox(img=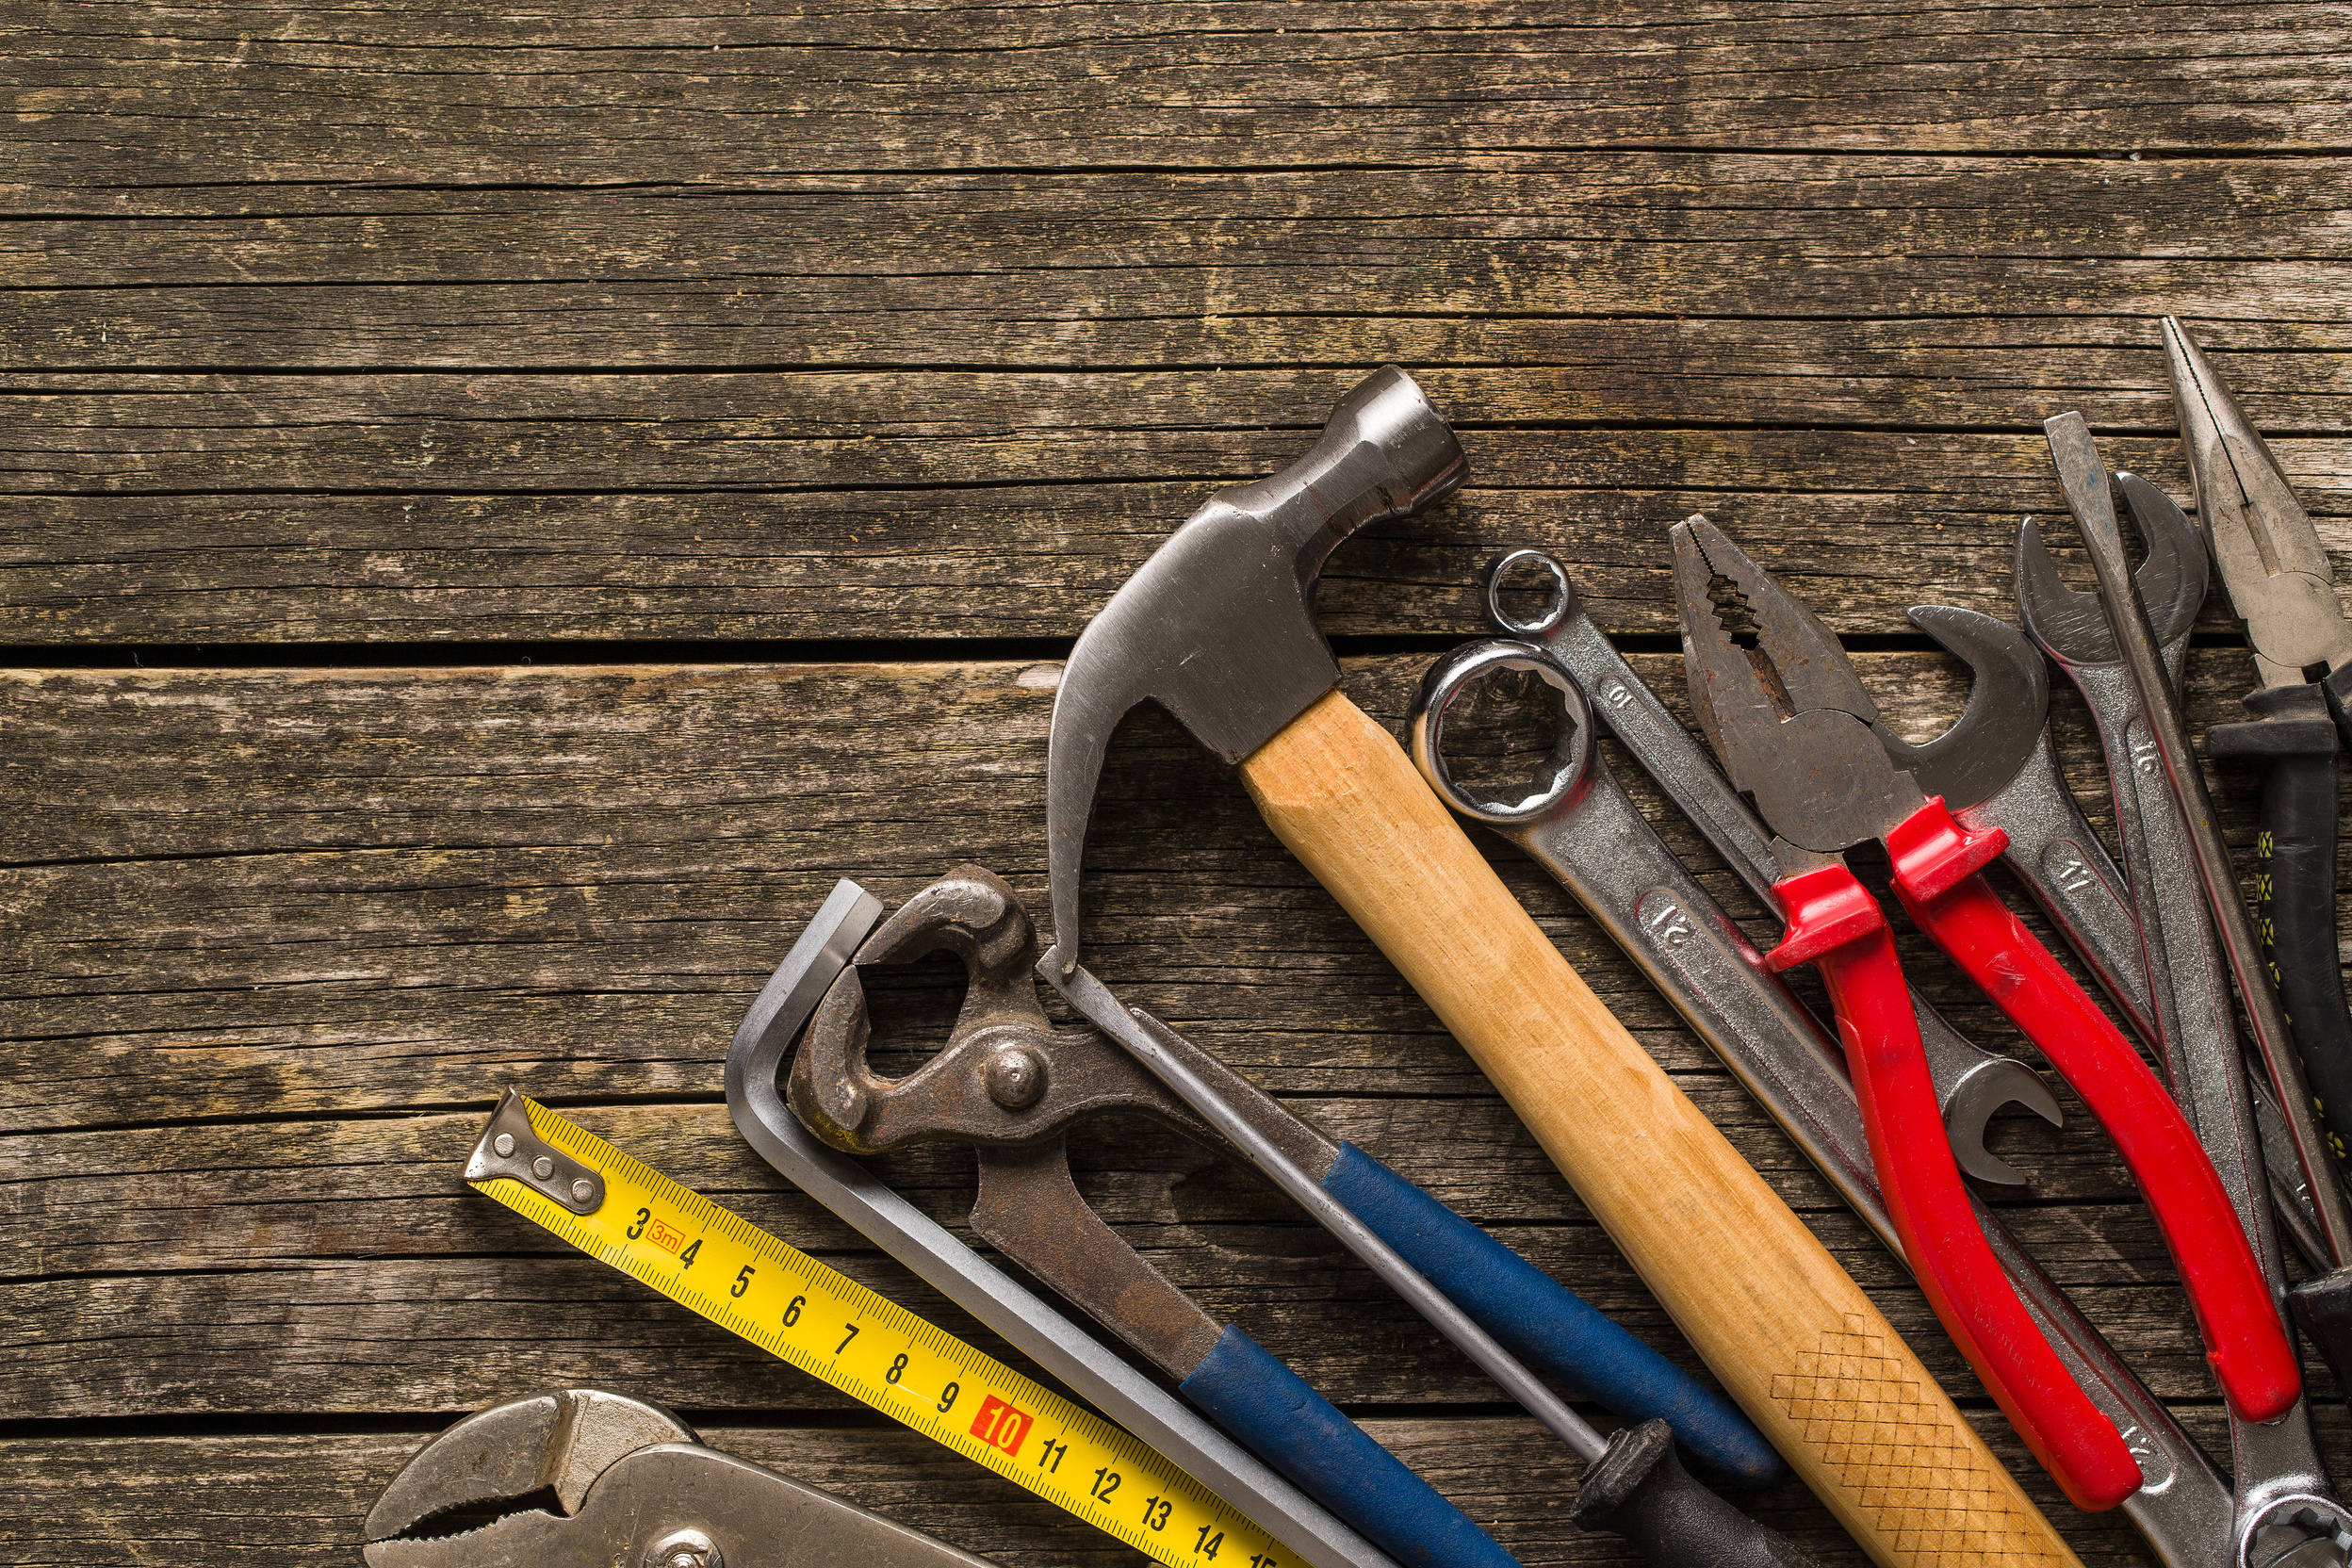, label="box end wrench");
[1473,546,2060,1188]
[1409,610,2173,1560]
[1034,372,2023,1565]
